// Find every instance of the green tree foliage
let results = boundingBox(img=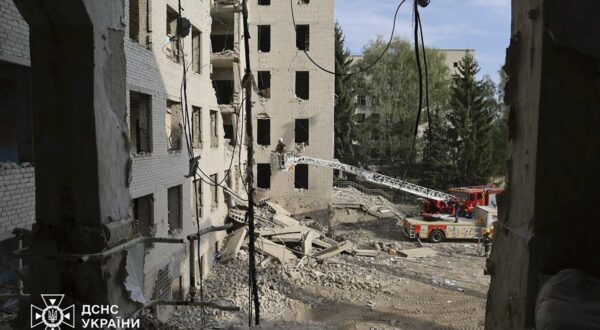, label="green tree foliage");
[334,23,357,164]
[447,53,495,185]
[421,107,453,189]
[489,70,508,177]
[352,37,451,174]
